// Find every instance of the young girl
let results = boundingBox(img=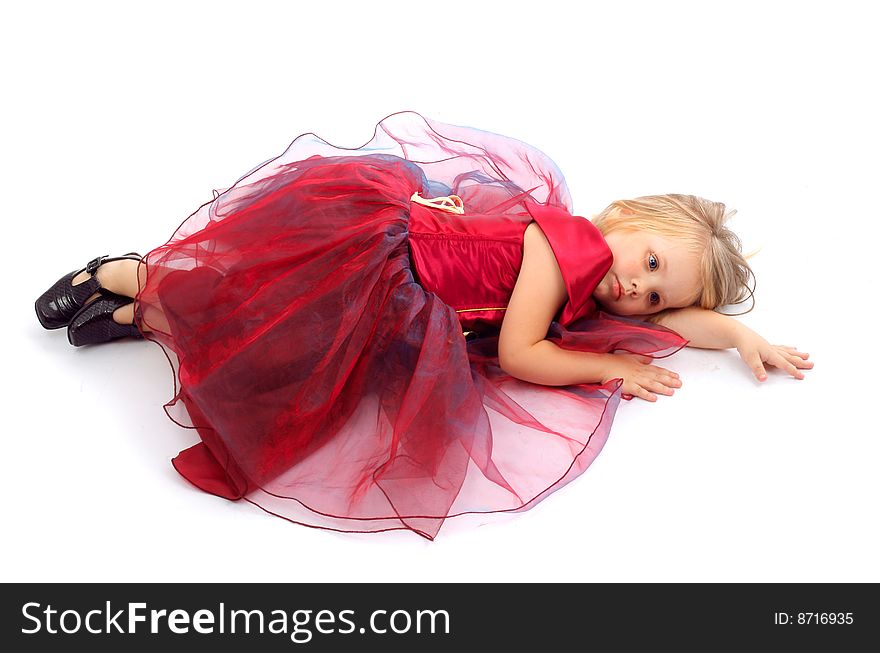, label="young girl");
[35,112,811,540]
